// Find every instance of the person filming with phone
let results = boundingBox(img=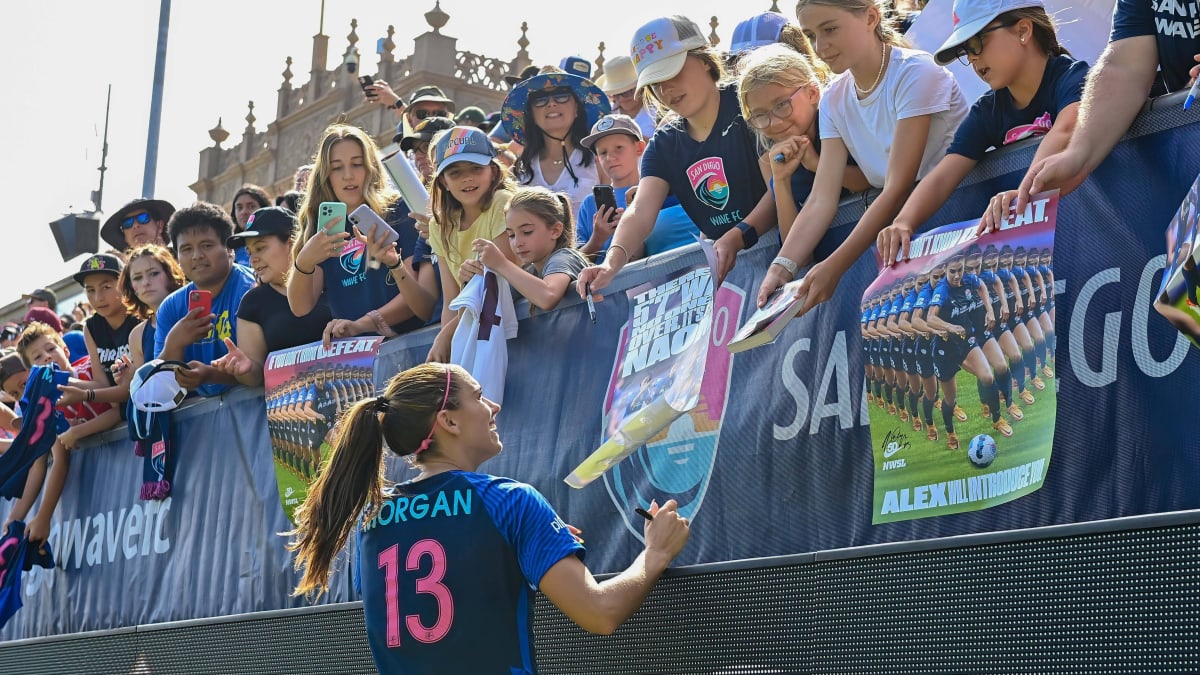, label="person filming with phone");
[575,114,696,261]
[286,125,436,348]
[154,203,256,397]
